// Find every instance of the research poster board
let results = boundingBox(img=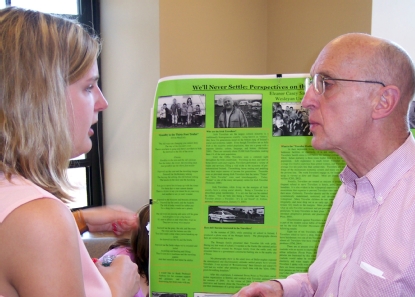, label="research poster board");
[149,74,345,296]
